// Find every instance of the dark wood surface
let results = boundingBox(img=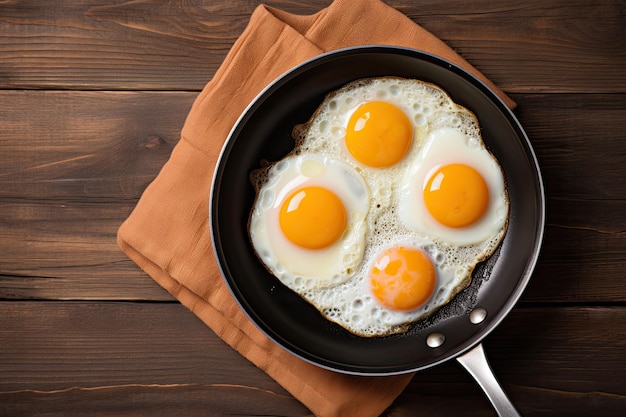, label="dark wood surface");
[1,1,625,416]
